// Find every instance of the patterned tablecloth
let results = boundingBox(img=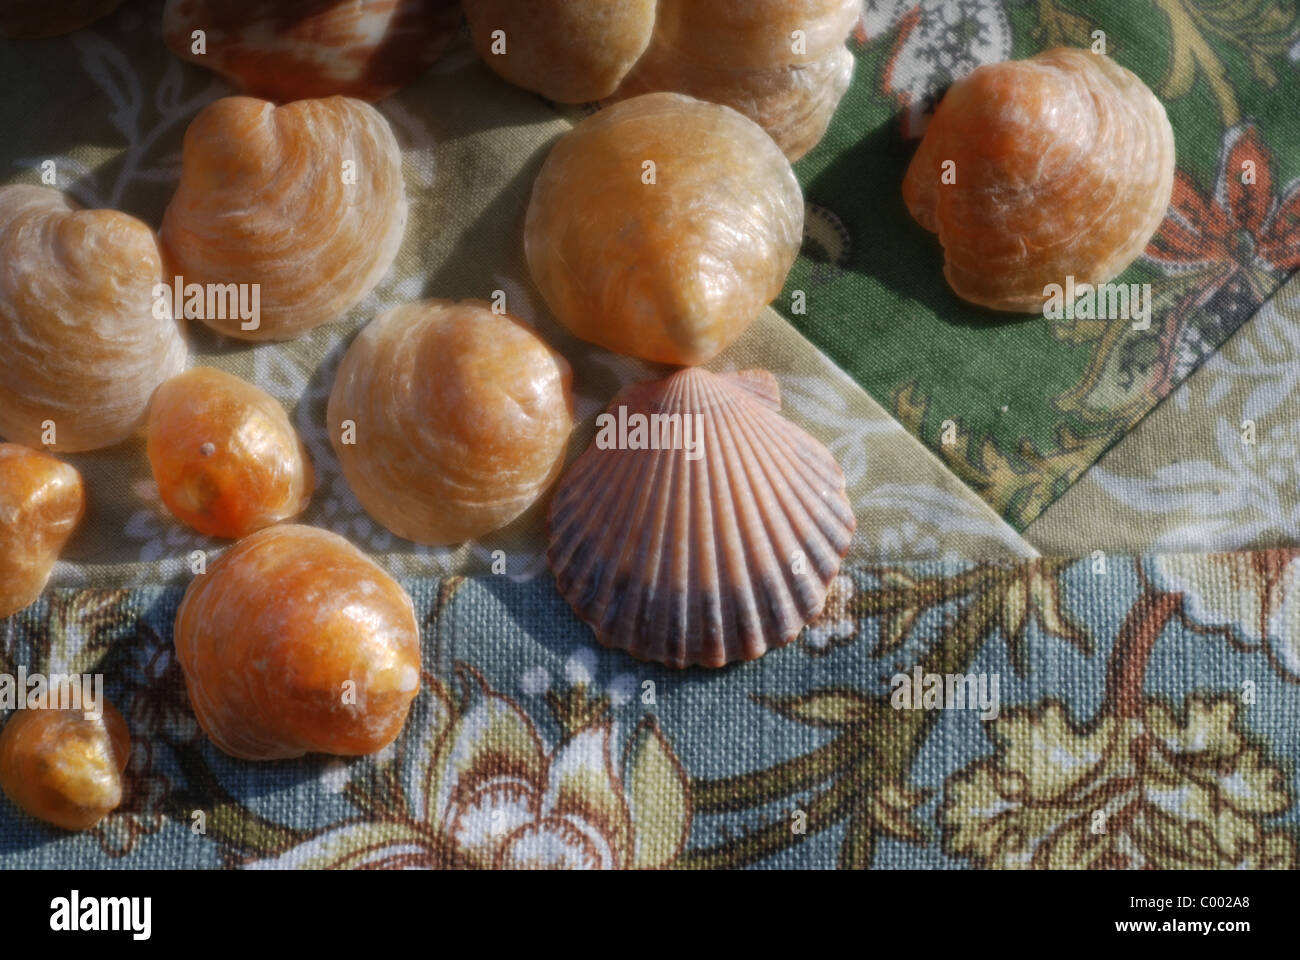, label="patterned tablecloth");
[1,0,1298,869]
